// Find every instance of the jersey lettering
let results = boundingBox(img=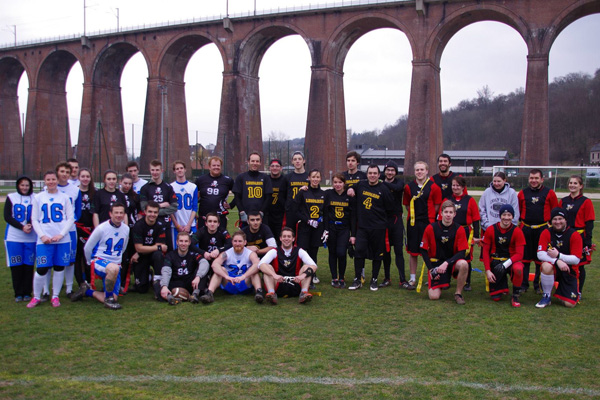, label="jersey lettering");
[41,203,64,223]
